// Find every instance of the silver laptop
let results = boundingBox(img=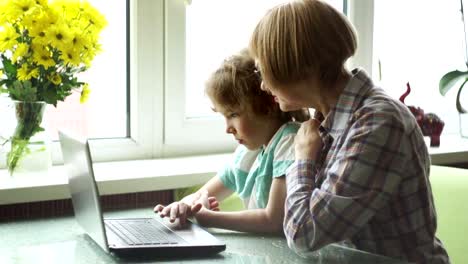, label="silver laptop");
[58,131,226,257]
